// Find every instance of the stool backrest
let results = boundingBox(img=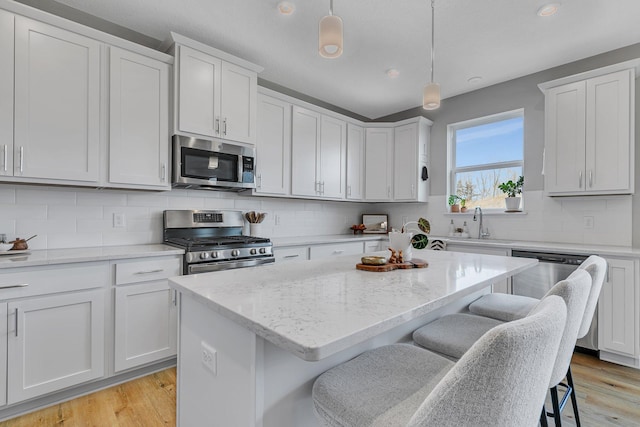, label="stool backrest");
[544,269,591,387]
[576,255,607,338]
[406,295,567,427]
